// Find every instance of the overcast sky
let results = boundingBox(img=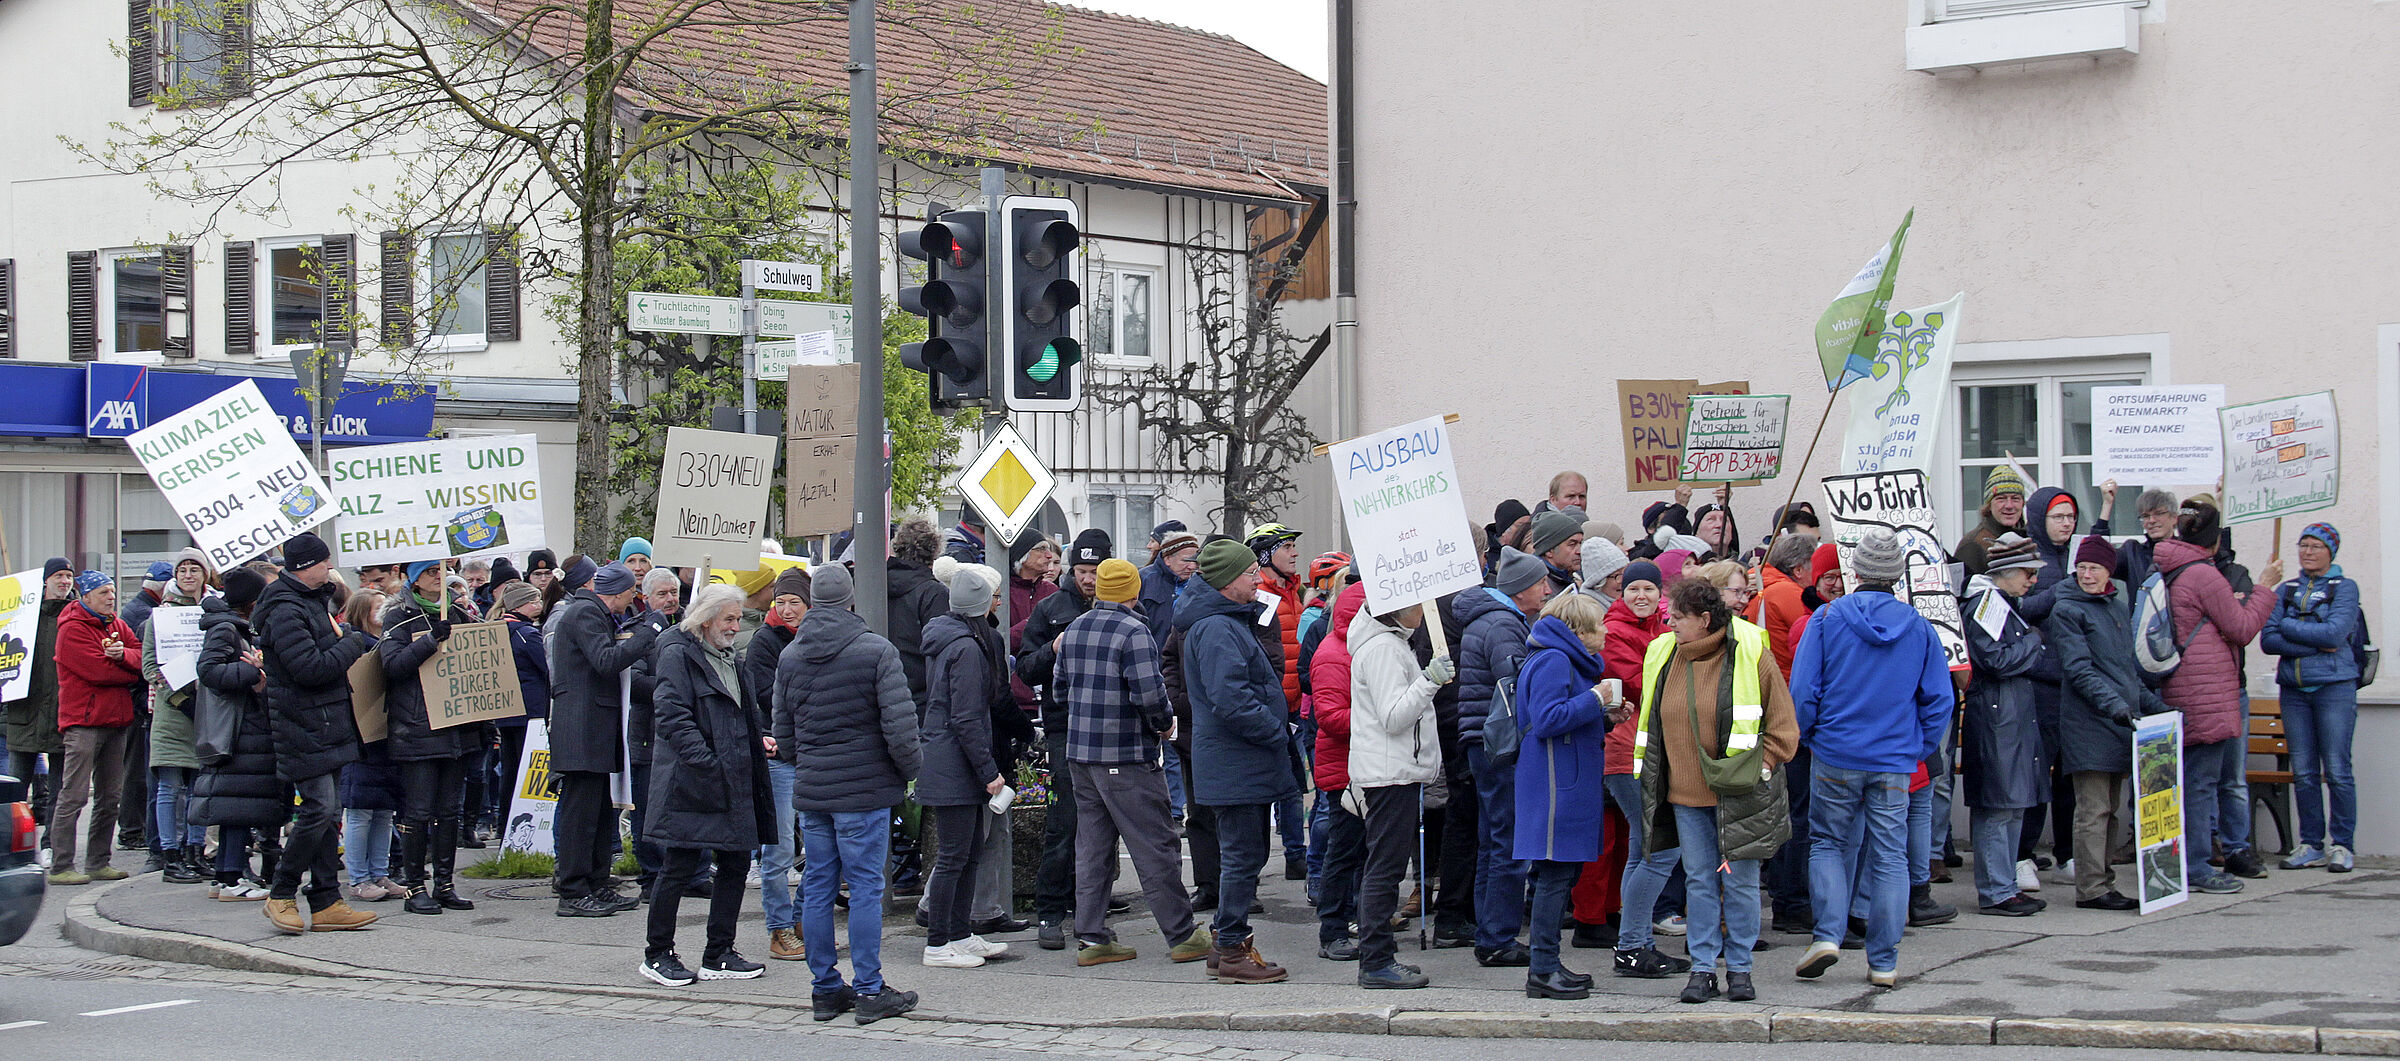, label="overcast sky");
[1068,0,1328,82]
